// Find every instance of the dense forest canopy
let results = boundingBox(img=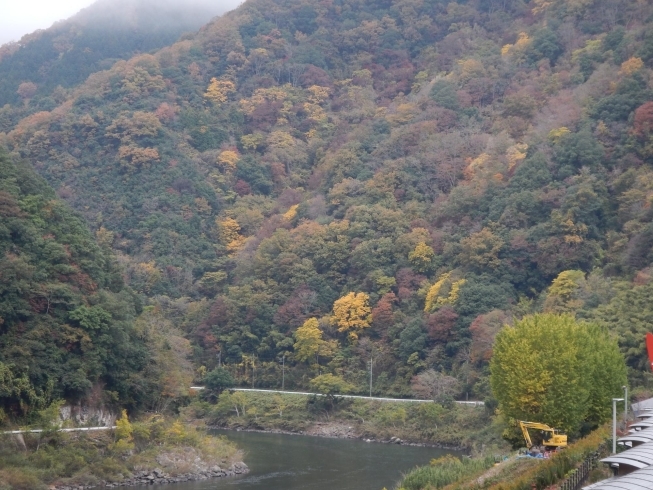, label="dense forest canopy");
[0,148,196,420]
[0,148,147,418]
[1,0,653,416]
